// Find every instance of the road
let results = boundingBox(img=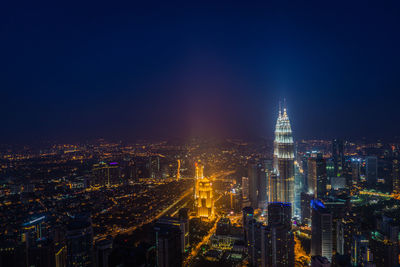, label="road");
[183,215,220,266]
[94,187,193,240]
